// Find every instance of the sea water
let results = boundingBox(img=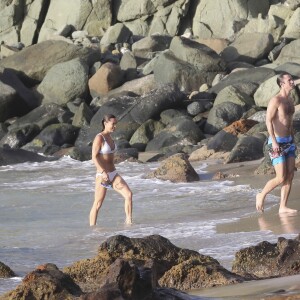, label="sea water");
[0,157,296,294]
